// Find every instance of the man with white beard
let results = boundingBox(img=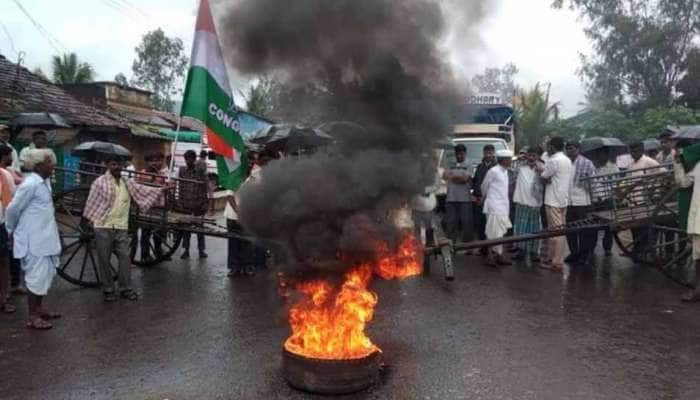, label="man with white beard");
[6,149,61,329]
